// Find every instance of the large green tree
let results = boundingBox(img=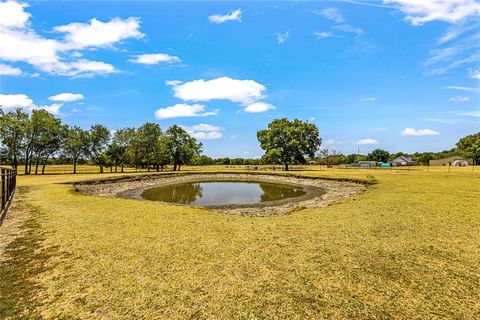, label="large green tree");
[257,118,321,171]
[165,125,202,171]
[135,123,163,170]
[64,126,89,174]
[367,149,390,163]
[0,109,28,171]
[28,110,65,174]
[456,132,480,165]
[86,125,110,173]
